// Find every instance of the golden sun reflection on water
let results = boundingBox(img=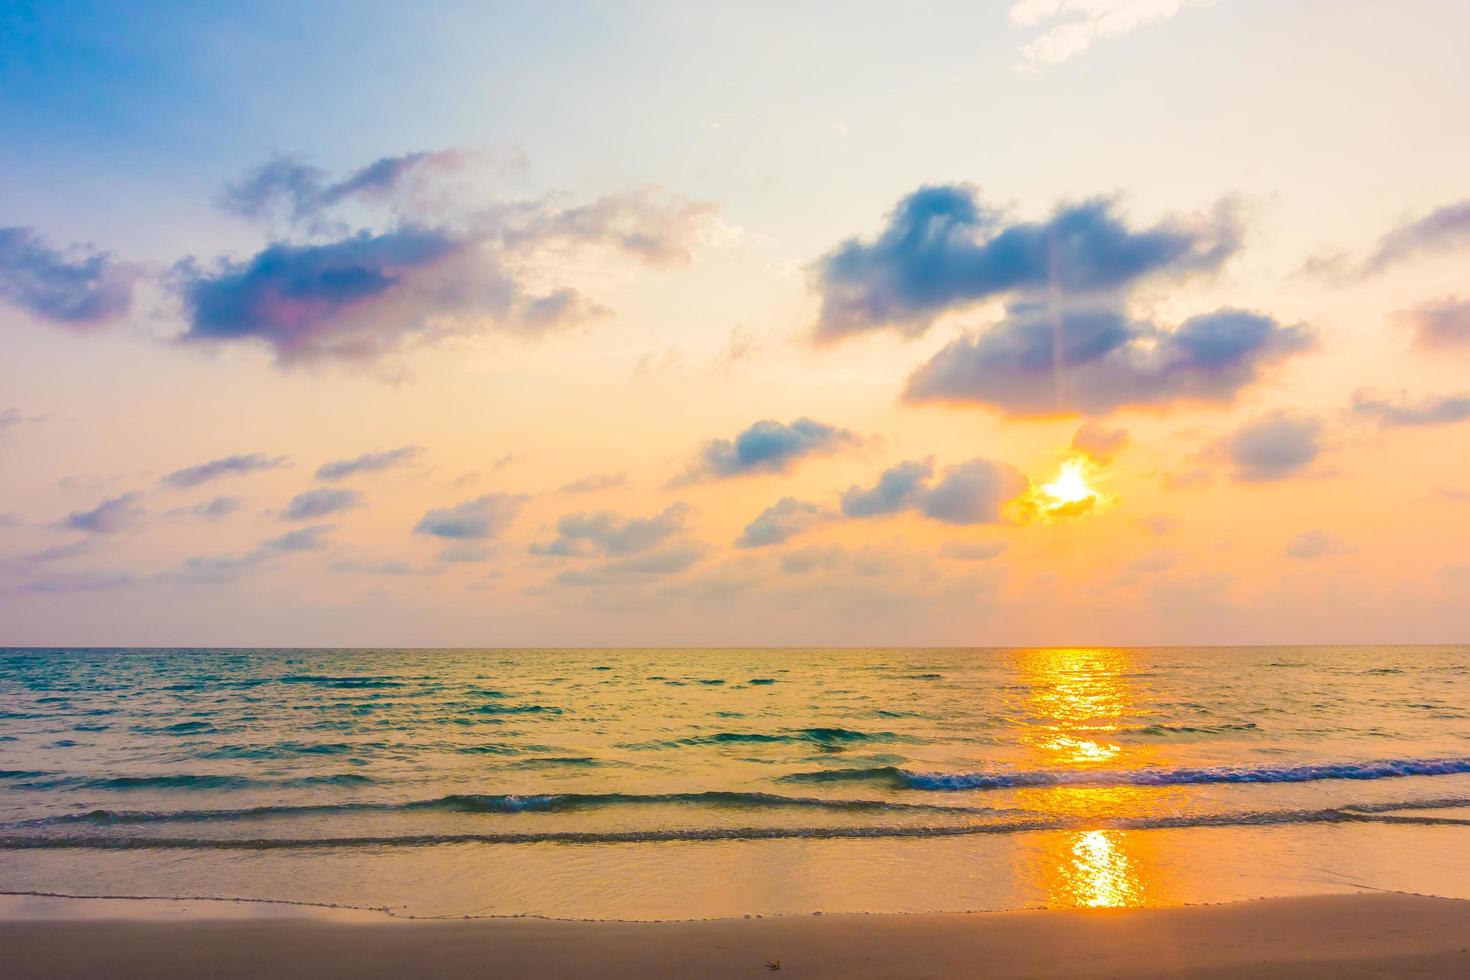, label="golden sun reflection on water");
[1066,830,1141,907]
[1012,648,1169,908]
